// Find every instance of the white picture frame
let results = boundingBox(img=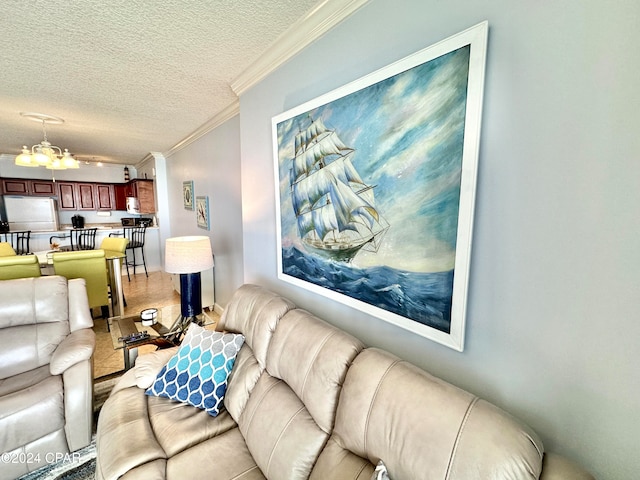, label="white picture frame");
[272,22,488,351]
